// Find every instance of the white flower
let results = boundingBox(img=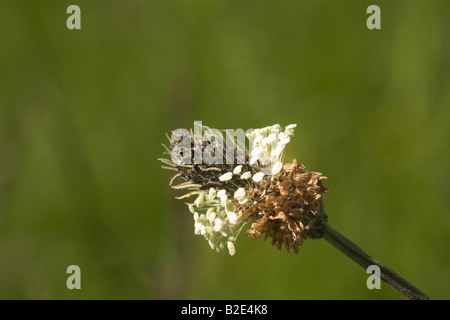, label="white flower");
[285,124,297,136]
[227,241,236,256]
[252,172,265,182]
[187,189,243,256]
[207,188,216,200]
[220,196,227,207]
[271,161,283,175]
[271,144,285,160]
[217,189,228,207]
[213,218,224,232]
[269,124,281,131]
[241,171,252,179]
[227,211,238,224]
[234,188,246,201]
[206,208,216,222]
[250,146,265,165]
[285,124,297,130]
[194,193,205,207]
[217,189,226,198]
[262,133,277,146]
[234,188,248,204]
[246,124,297,173]
[219,172,233,181]
[233,165,243,175]
[279,136,291,146]
[246,129,257,141]
[194,222,202,235]
[197,223,206,235]
[252,134,264,146]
